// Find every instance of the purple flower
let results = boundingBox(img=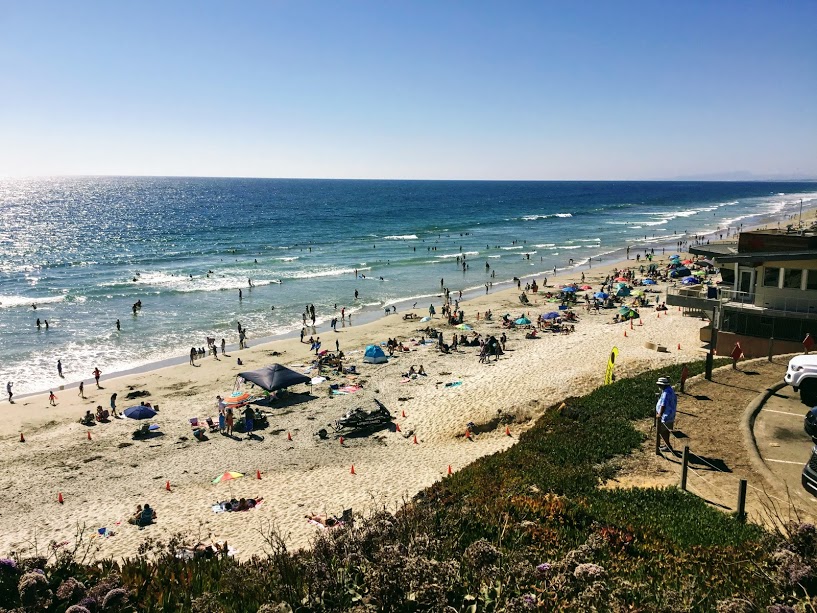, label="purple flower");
[535,563,552,577]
